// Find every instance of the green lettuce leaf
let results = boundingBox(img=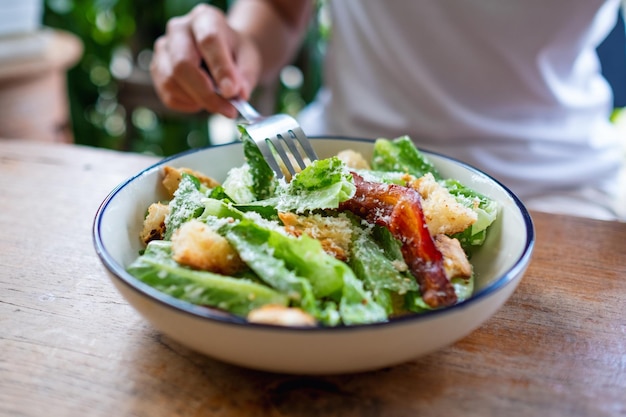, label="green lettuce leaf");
[271,156,356,213]
[339,271,388,325]
[164,173,208,240]
[222,219,343,325]
[127,240,289,316]
[371,136,441,179]
[222,164,256,204]
[239,127,277,200]
[348,225,418,315]
[222,218,344,299]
